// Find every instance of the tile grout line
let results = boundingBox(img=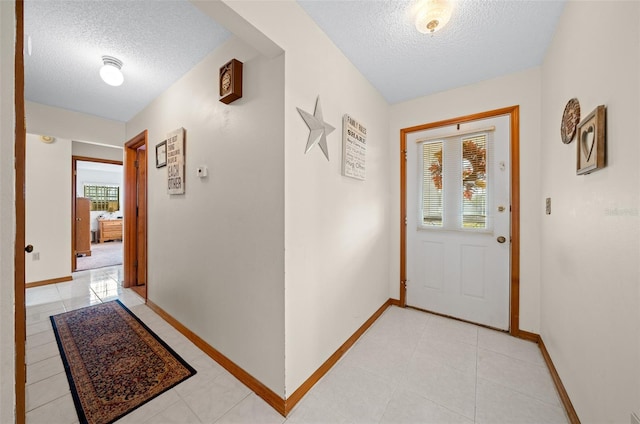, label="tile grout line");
[212,392,253,424]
